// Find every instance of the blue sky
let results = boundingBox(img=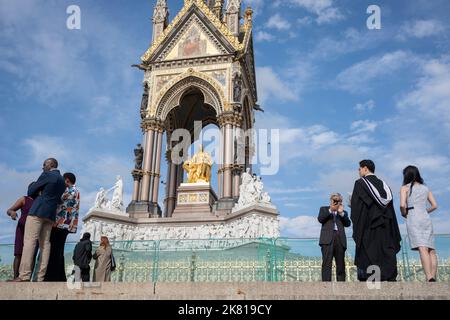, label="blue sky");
[0,0,449,243]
